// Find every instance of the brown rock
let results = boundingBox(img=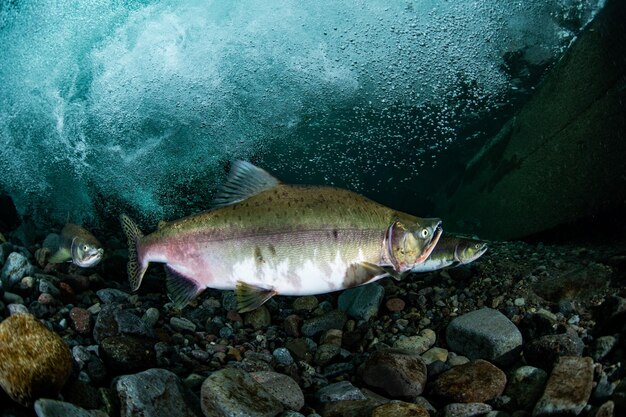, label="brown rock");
[361,348,427,397]
[433,359,506,403]
[70,307,92,336]
[371,401,429,417]
[0,313,73,406]
[284,314,302,337]
[385,298,406,312]
[58,282,76,304]
[533,356,594,416]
